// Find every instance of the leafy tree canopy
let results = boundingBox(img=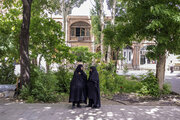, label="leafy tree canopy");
[119,0,180,56]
